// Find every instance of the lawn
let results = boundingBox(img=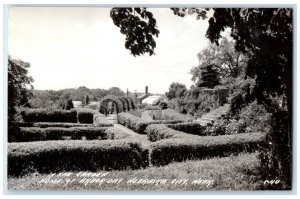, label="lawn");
[8,152,262,191]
